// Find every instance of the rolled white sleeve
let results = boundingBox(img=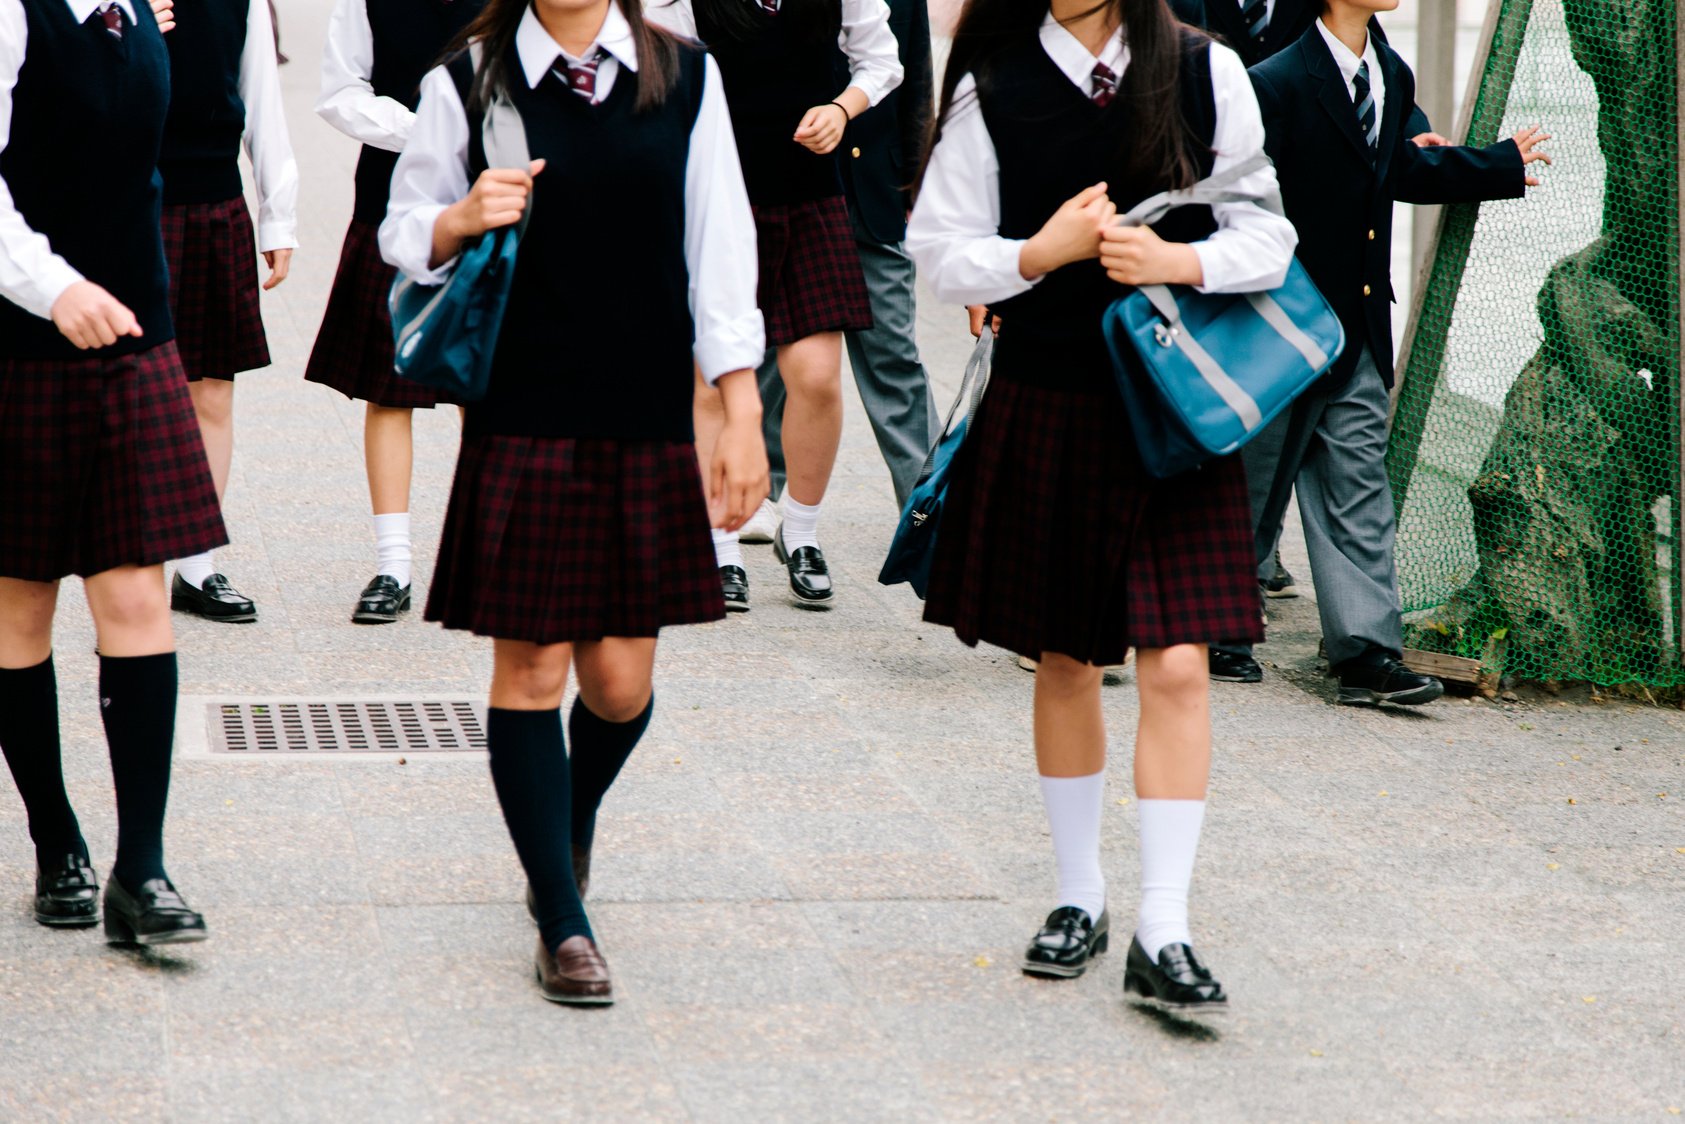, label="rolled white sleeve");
[1189,44,1297,294]
[905,75,1036,308]
[316,0,415,151]
[0,0,82,320]
[240,0,300,251]
[687,54,764,382]
[837,0,901,107]
[378,66,467,284]
[642,0,695,38]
